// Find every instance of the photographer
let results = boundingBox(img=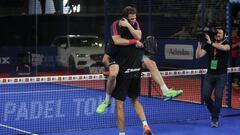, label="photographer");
[195,26,230,128]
